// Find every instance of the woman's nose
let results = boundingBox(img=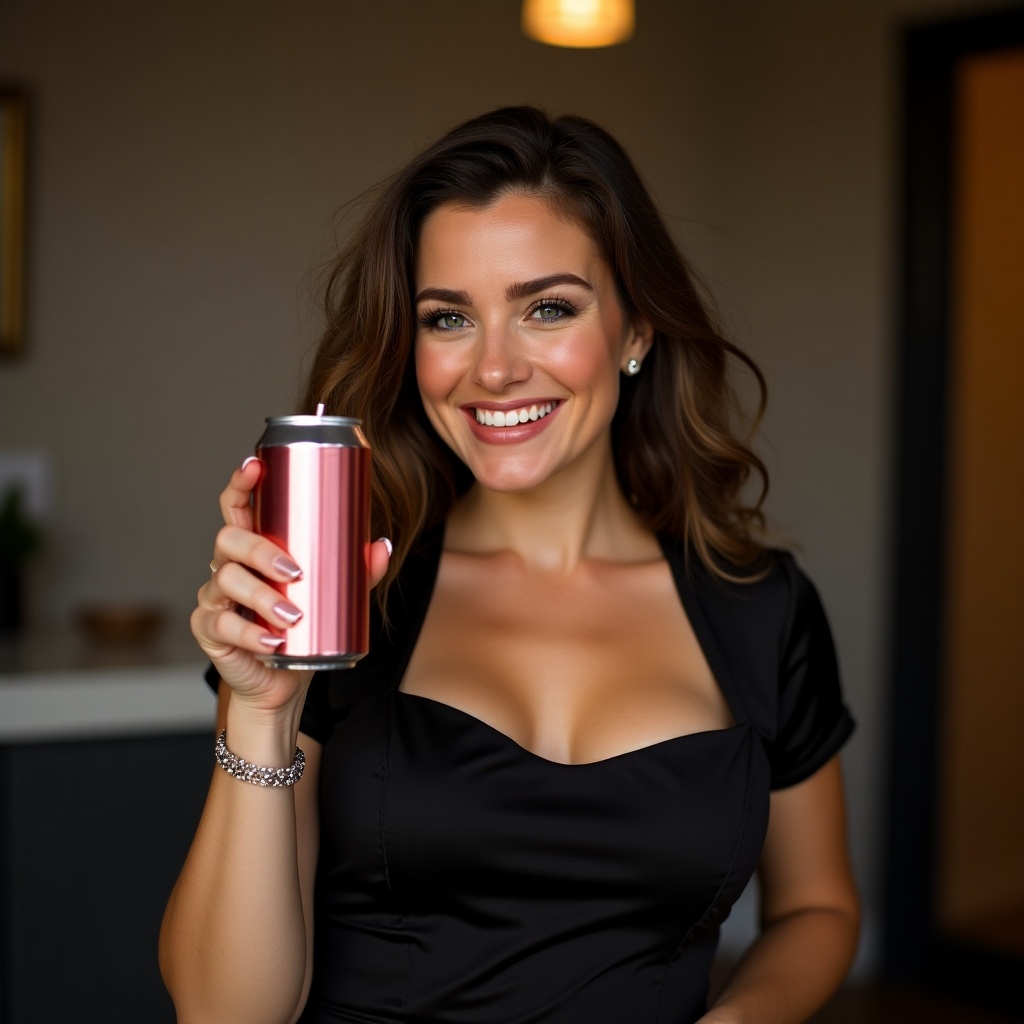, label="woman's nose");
[470,327,530,392]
